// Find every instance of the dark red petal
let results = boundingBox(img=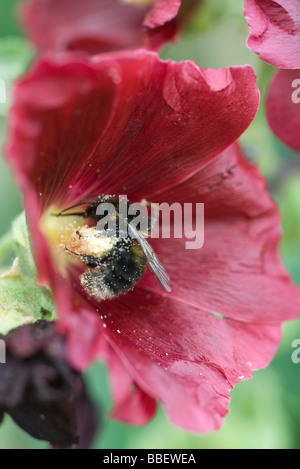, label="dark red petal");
[244,0,300,68]
[99,340,157,425]
[6,55,119,210]
[90,288,282,431]
[266,69,300,152]
[60,298,105,370]
[110,384,157,426]
[47,241,287,431]
[6,50,260,210]
[55,294,157,426]
[20,0,149,53]
[145,144,299,322]
[59,277,282,430]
